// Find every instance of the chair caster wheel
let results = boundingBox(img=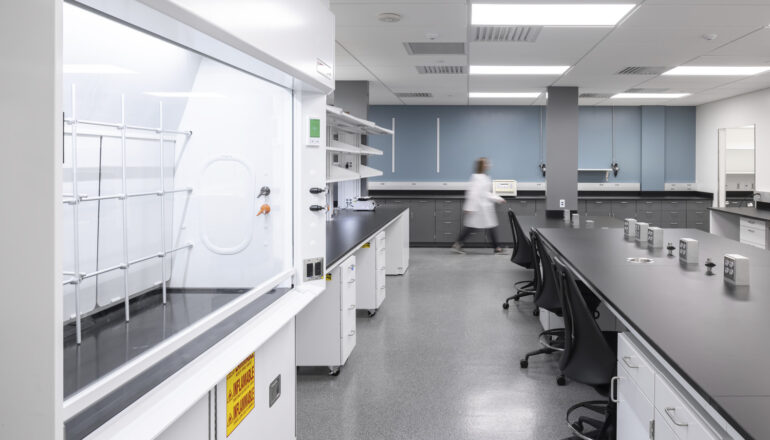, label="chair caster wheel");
[557,376,566,386]
[533,309,540,316]
[502,302,509,310]
[513,297,520,302]
[520,359,528,368]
